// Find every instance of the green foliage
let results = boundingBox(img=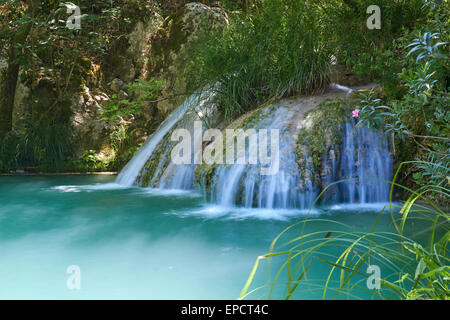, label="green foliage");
[356,90,390,129]
[324,0,426,85]
[101,78,162,121]
[1,0,447,175]
[407,32,448,63]
[383,101,413,141]
[413,156,450,205]
[398,62,437,99]
[355,1,449,200]
[0,123,73,172]
[391,33,448,139]
[74,149,112,171]
[99,77,162,170]
[186,0,331,119]
[0,0,159,172]
[108,124,140,170]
